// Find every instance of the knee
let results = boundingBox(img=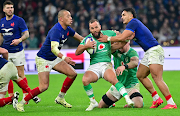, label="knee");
[134,102,143,108]
[82,77,89,86]
[39,84,49,92]
[69,72,77,80]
